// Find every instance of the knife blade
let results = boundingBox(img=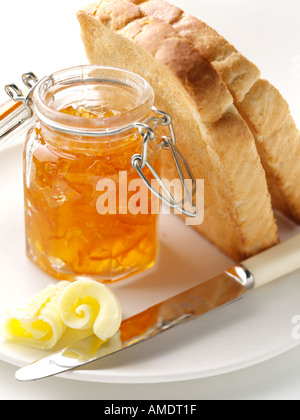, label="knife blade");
[15,234,300,381]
